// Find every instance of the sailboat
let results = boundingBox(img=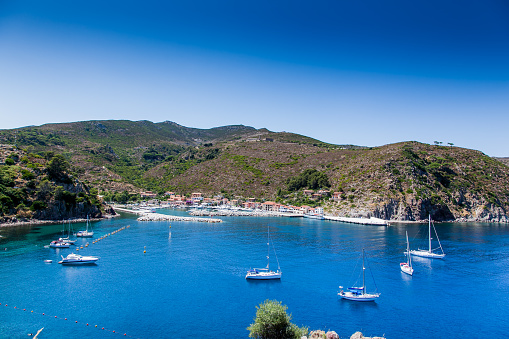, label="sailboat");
[245,226,282,280]
[58,220,76,244]
[76,216,94,238]
[400,231,413,275]
[409,215,445,259]
[338,249,380,302]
